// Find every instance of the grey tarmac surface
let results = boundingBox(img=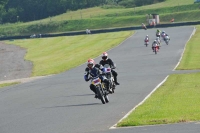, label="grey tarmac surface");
[0,42,32,81]
[1,26,200,133]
